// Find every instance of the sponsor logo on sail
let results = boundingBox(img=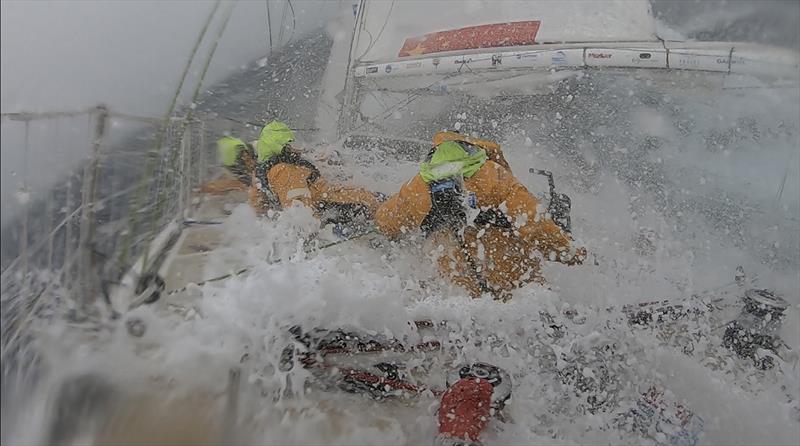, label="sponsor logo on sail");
[716,57,744,65]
